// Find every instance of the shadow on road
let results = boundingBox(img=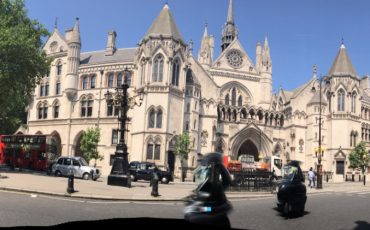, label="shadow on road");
[47,218,243,230]
[272,207,310,219]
